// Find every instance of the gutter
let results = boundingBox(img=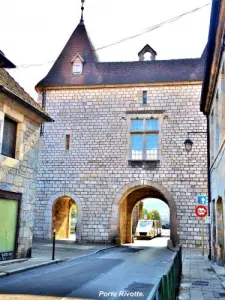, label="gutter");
[200,0,223,113]
[203,37,225,114]
[0,85,54,122]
